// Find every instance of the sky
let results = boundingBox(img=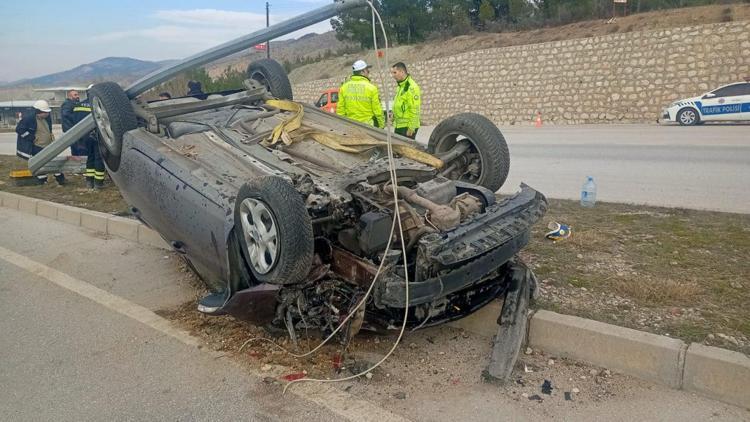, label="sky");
[0,0,336,82]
